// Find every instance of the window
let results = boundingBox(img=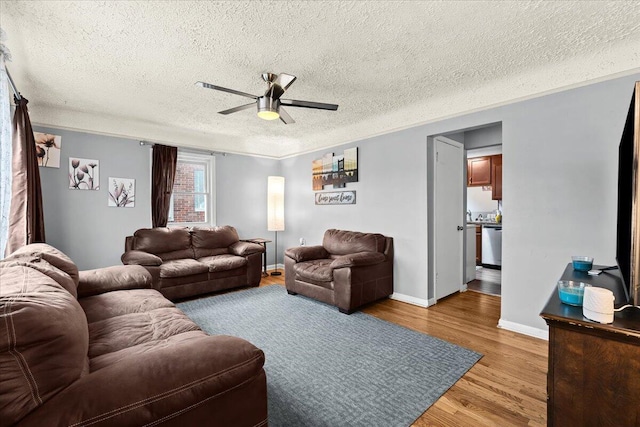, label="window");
[194,169,205,212]
[167,152,214,225]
